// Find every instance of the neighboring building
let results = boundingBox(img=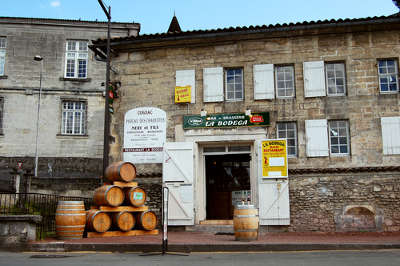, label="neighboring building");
[0,17,139,195]
[91,10,400,233]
